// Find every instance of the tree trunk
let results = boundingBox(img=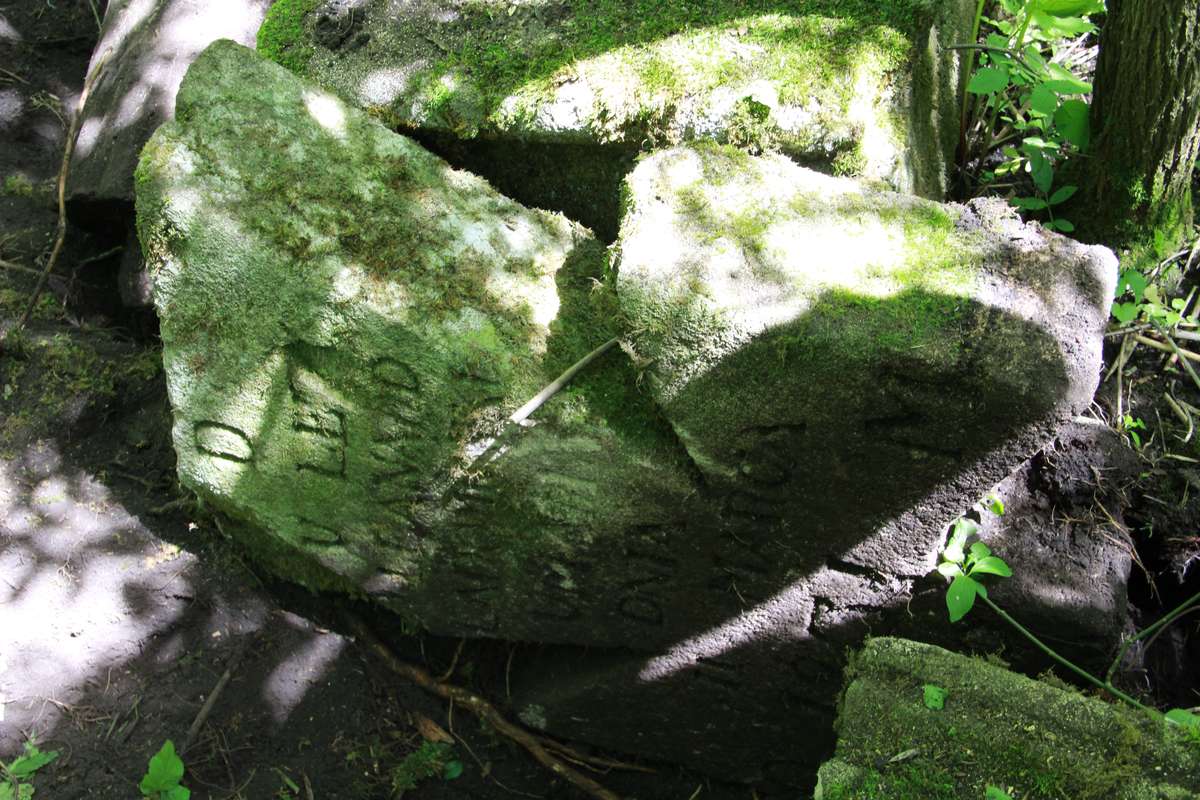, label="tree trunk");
[1079,0,1200,258]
